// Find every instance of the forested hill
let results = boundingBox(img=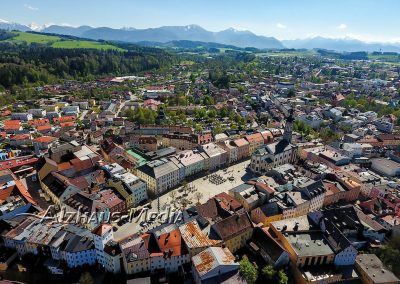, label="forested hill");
[0,30,177,89]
